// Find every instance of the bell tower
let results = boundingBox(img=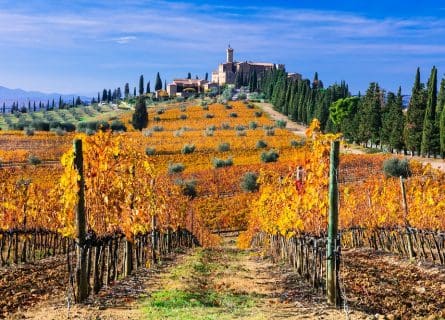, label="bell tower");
[226,45,234,63]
